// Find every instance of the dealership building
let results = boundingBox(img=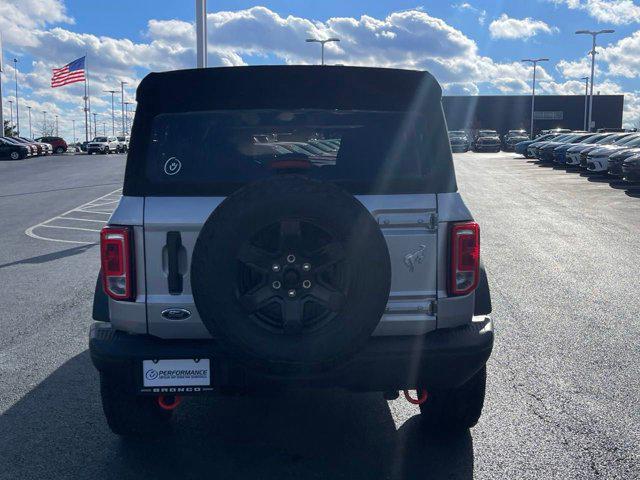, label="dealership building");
[442,95,624,136]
